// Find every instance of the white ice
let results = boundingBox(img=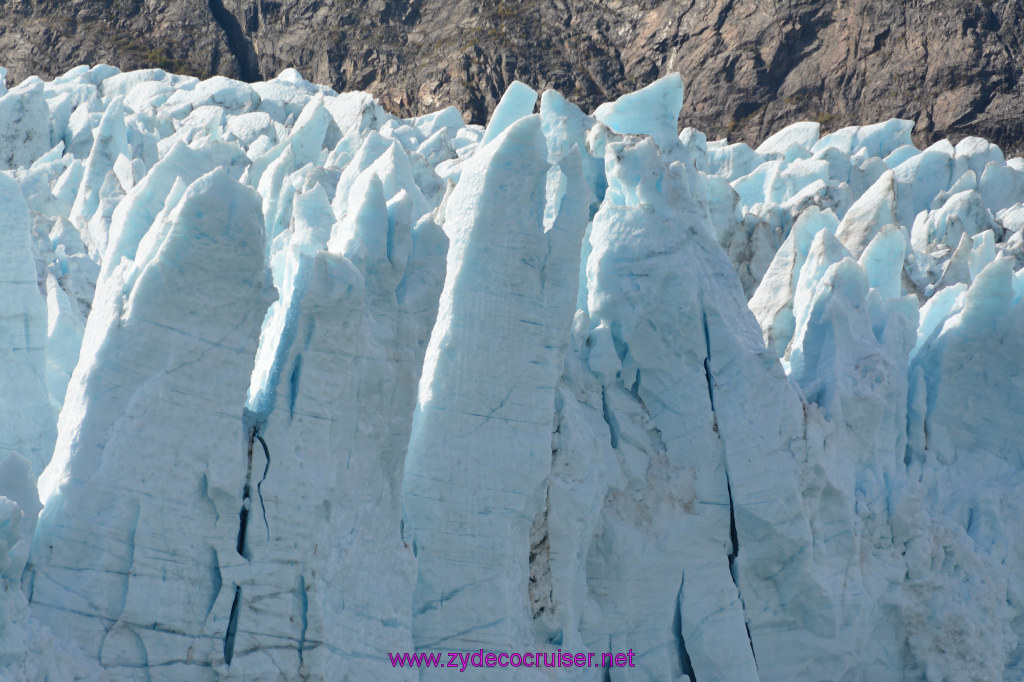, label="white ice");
[0,63,1023,682]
